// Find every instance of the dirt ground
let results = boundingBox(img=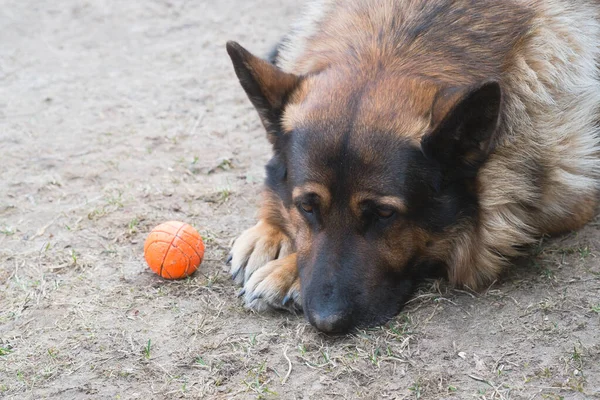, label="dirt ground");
[1,1,599,399]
